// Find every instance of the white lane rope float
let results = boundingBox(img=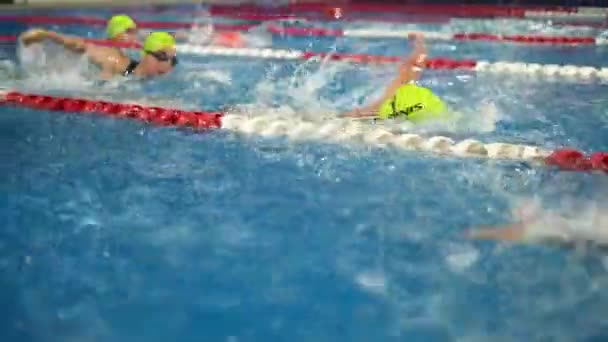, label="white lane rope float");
[175,44,608,81]
[2,90,607,174]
